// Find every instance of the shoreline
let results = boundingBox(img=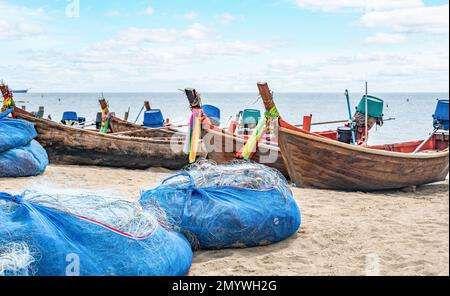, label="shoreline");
[1,164,448,276]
